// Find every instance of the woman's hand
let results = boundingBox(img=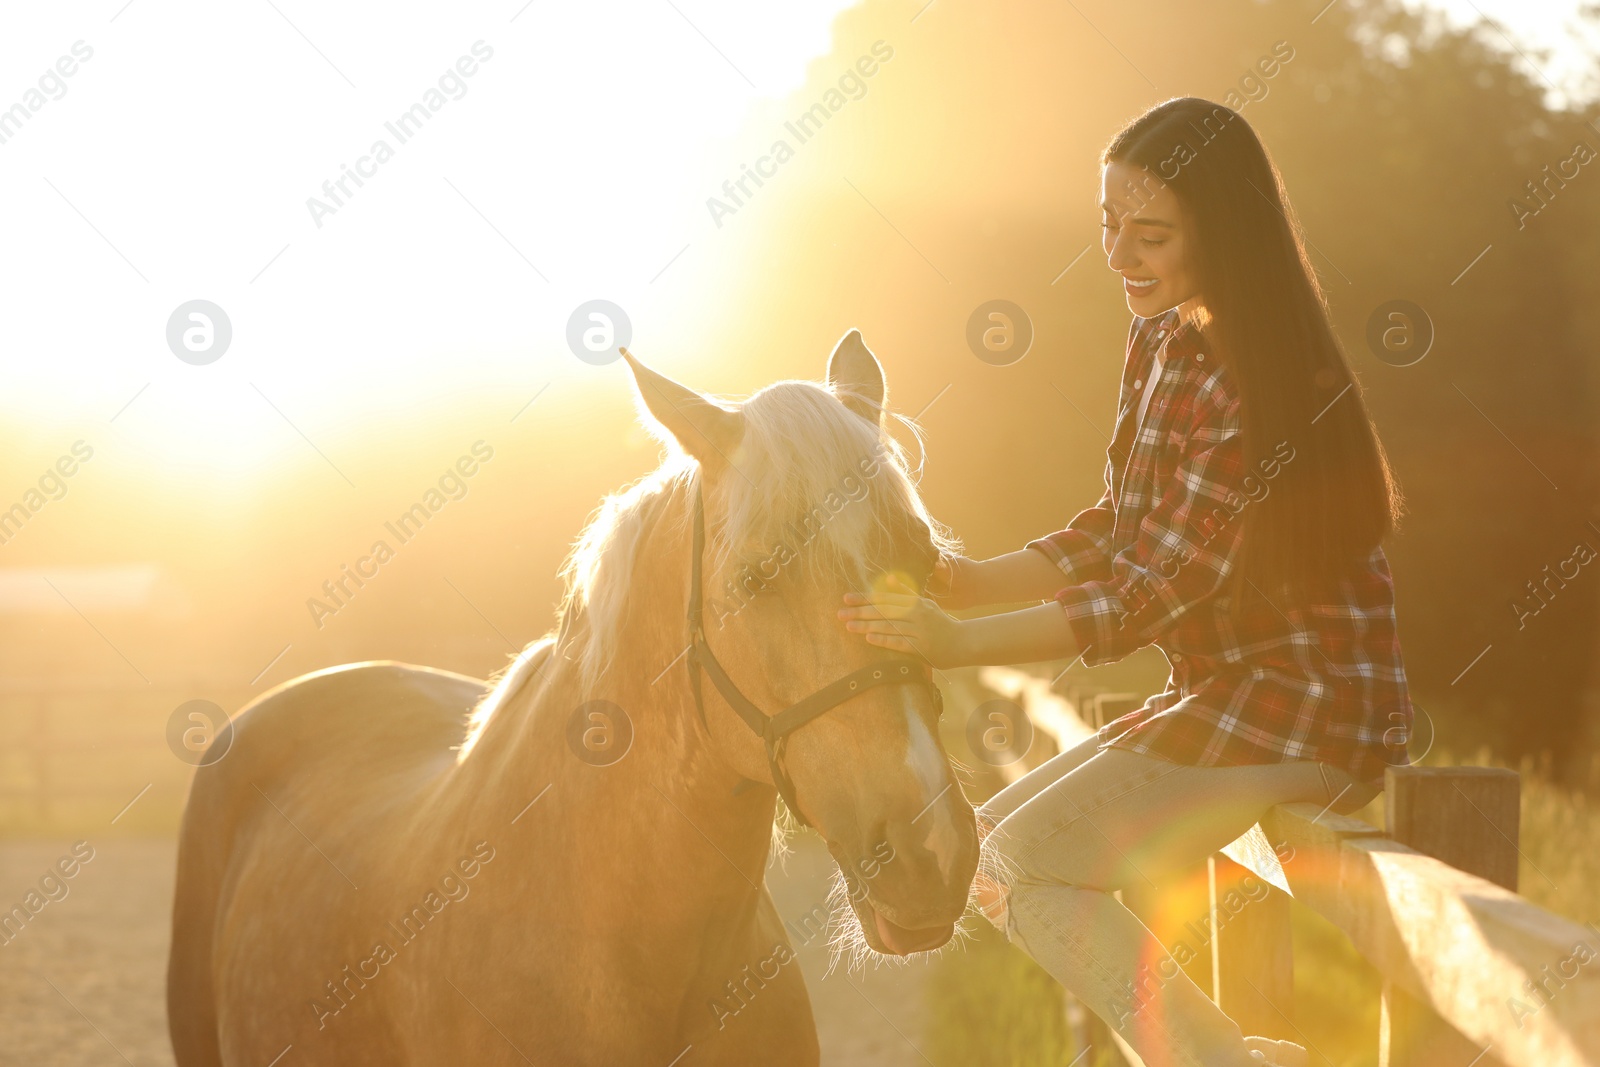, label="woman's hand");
[839,575,969,669]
